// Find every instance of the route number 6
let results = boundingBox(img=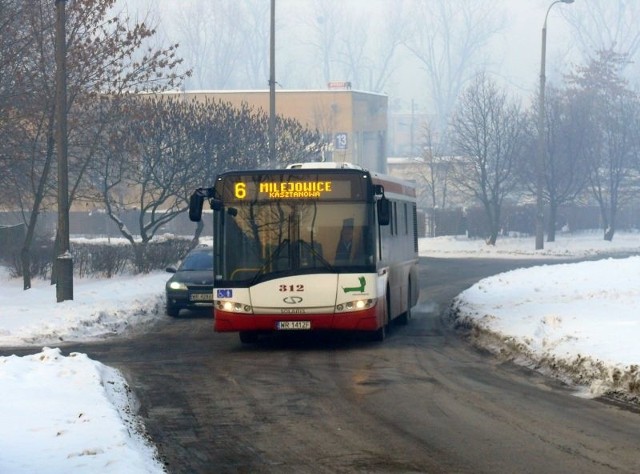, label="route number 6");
[234,182,247,199]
